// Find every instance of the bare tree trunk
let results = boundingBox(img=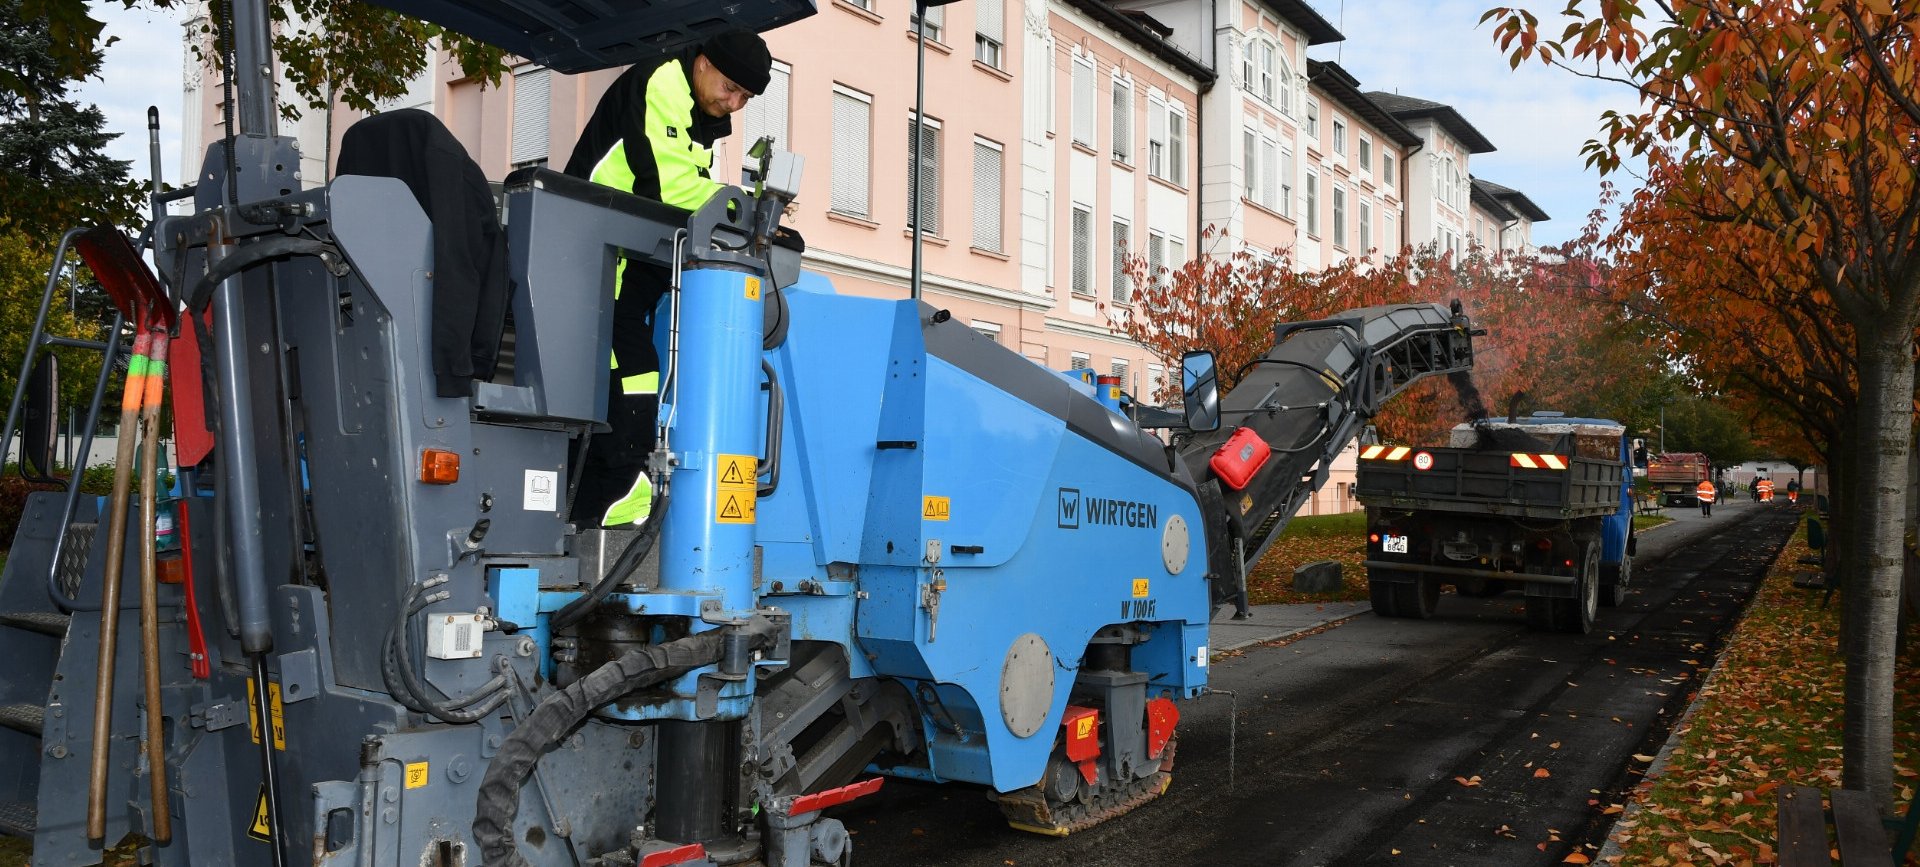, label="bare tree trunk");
[1840,324,1913,809]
